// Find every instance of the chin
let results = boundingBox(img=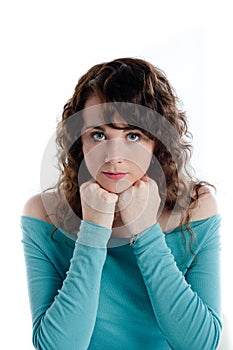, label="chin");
[98,179,133,194]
